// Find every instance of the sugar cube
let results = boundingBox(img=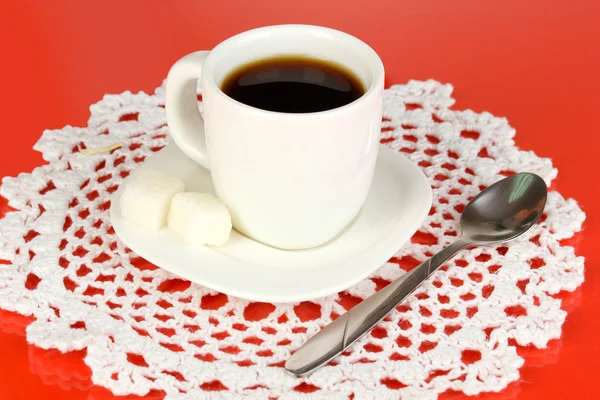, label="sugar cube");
[119,169,184,230]
[167,192,232,246]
